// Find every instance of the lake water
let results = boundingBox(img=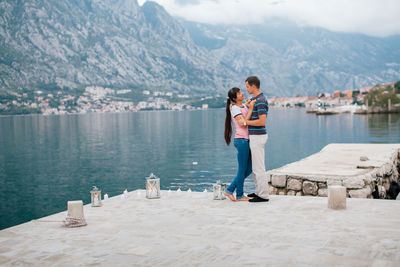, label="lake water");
[1,109,399,229]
